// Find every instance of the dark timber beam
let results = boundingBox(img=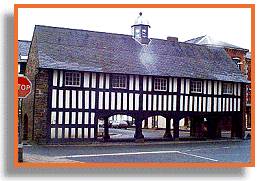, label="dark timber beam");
[173,118,179,140]
[207,116,221,139]
[190,116,204,138]
[231,113,245,139]
[103,117,110,141]
[163,117,172,140]
[134,118,144,142]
